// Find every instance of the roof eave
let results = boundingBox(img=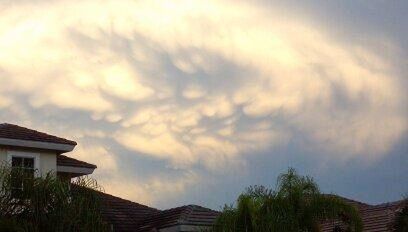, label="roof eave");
[57,165,95,176]
[0,137,76,153]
